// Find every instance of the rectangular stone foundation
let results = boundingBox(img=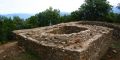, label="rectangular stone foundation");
[13,22,113,60]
